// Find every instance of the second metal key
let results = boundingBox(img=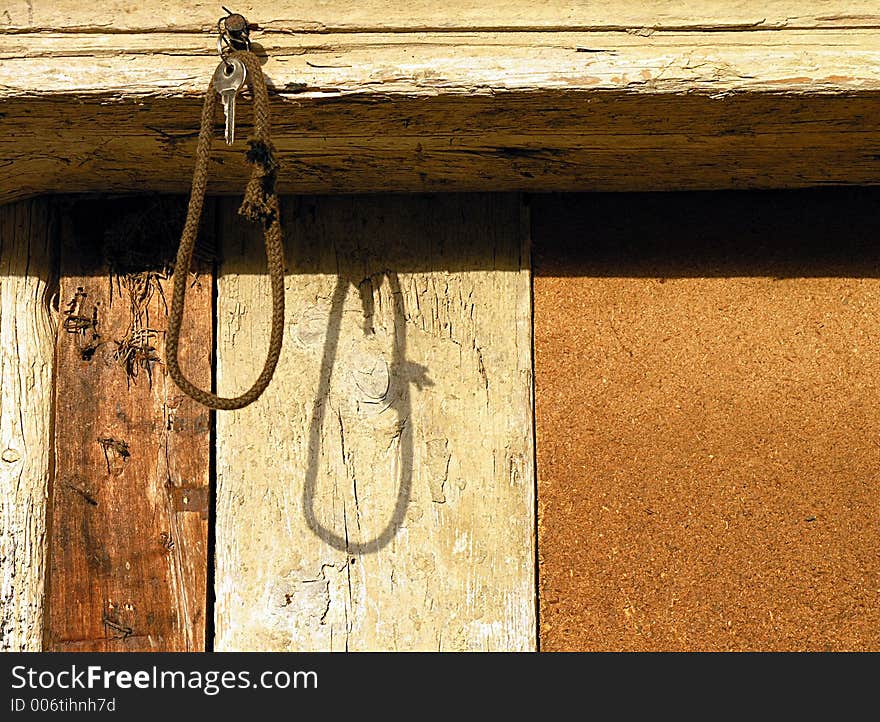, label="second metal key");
[214,58,246,145]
